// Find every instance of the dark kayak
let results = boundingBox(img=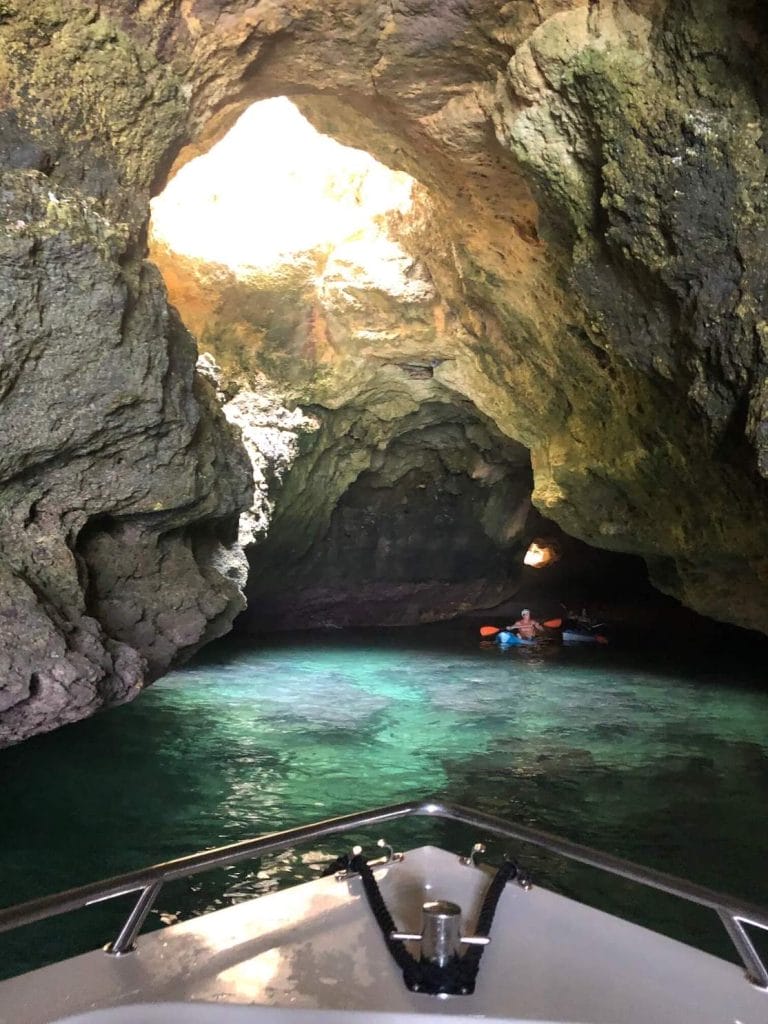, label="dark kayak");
[562,628,608,644]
